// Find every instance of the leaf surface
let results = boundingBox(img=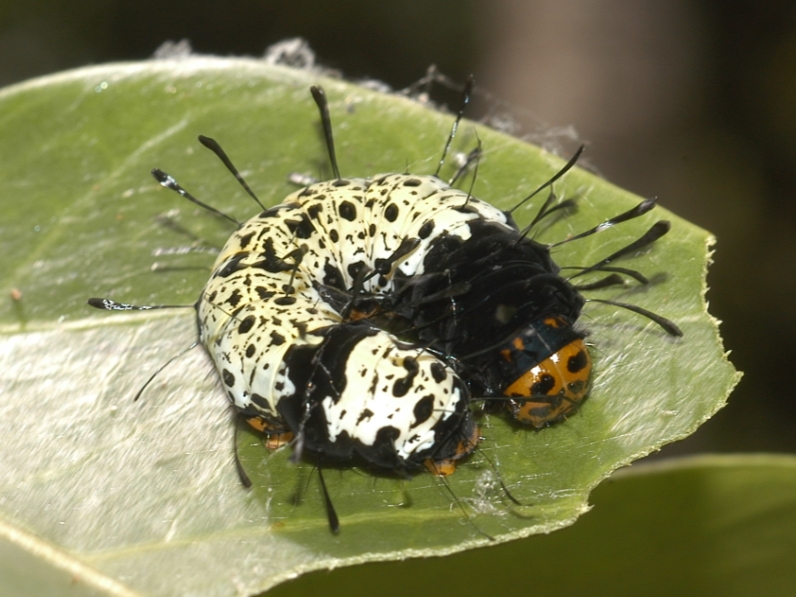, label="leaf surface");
[269,455,796,597]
